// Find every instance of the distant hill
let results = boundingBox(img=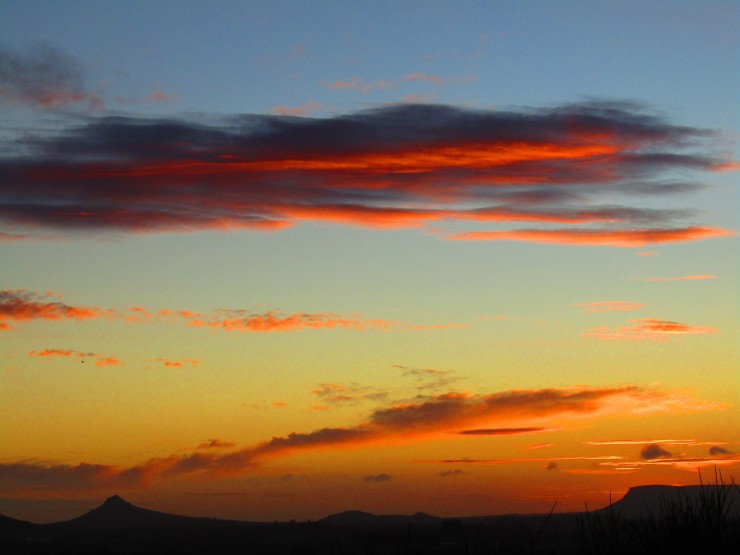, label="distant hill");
[598,484,740,519]
[50,494,249,531]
